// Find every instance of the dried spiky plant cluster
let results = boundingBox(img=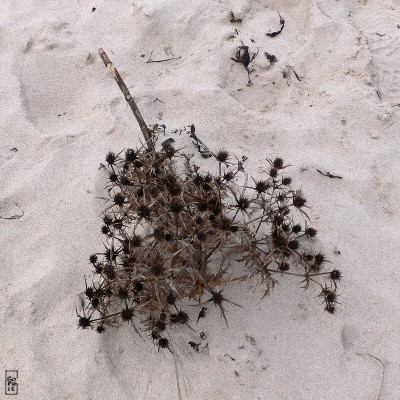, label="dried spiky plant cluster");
[78,140,341,350]
[77,49,341,351]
